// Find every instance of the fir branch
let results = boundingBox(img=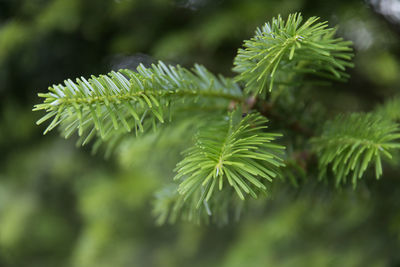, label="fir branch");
[33,61,243,142]
[311,113,400,187]
[174,109,285,206]
[233,13,354,95]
